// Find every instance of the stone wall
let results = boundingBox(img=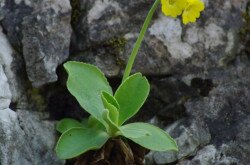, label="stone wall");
[0,0,250,164]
